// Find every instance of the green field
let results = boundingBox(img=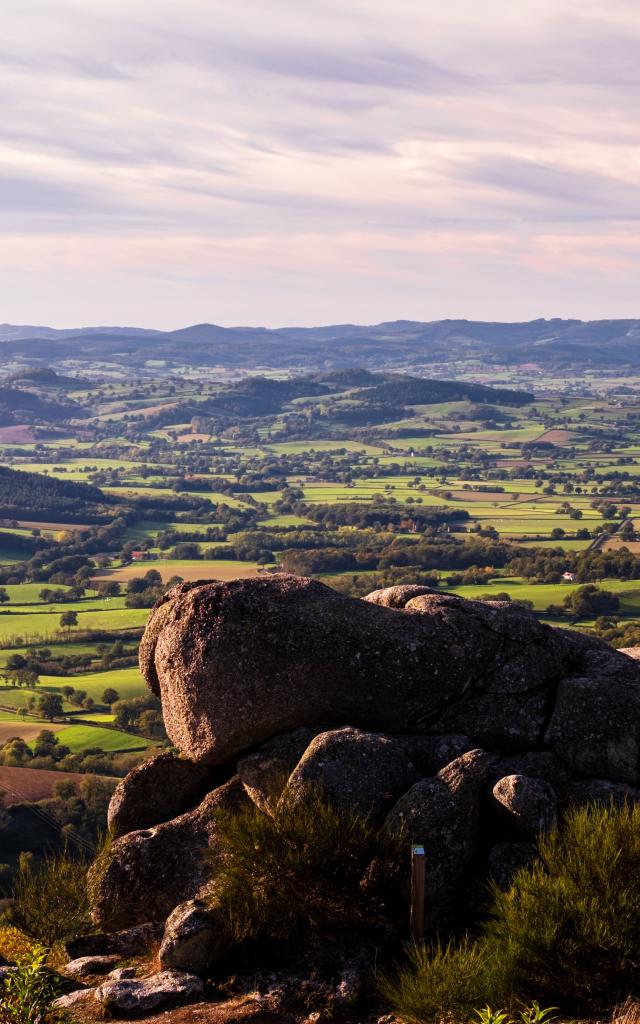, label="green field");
[51,724,153,753]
